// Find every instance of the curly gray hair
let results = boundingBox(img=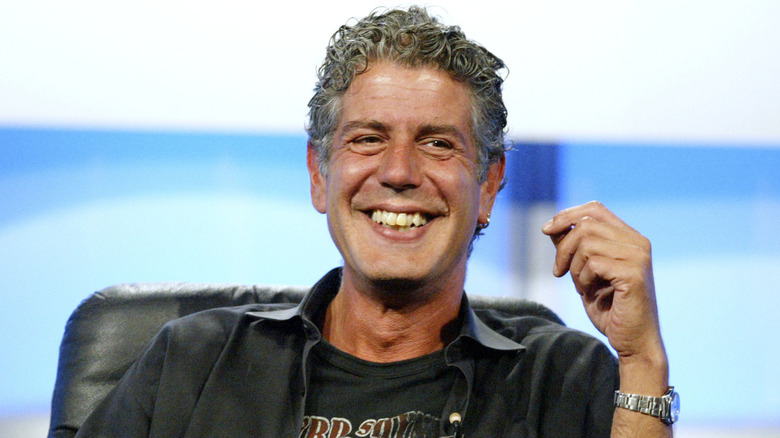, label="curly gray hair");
[306,6,508,183]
